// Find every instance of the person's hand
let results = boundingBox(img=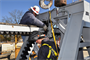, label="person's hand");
[43,25,47,31]
[36,38,45,44]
